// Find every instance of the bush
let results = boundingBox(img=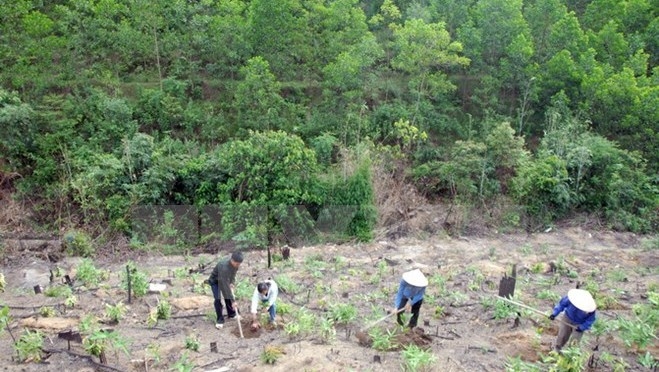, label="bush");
[14,330,44,363]
[63,230,95,257]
